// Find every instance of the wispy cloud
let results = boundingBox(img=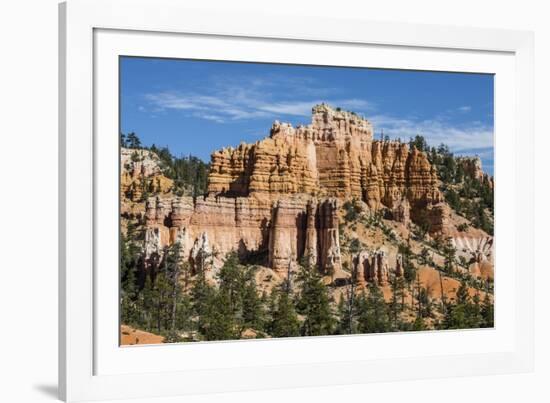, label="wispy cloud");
[145,92,373,123]
[141,73,492,155]
[370,114,493,152]
[142,74,375,124]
